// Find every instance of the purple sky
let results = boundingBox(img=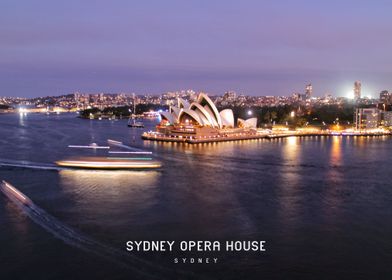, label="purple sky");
[1,0,392,97]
